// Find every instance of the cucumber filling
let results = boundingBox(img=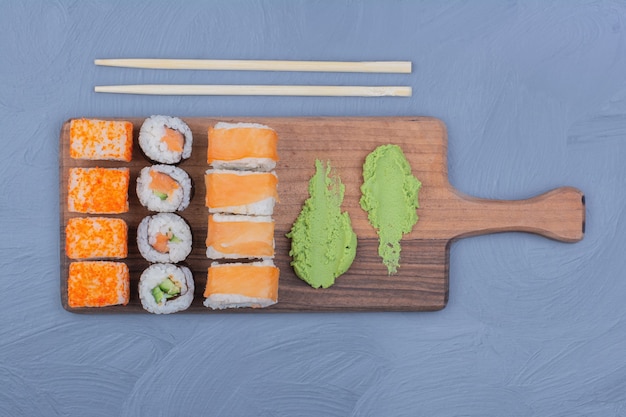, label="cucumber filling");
[153,190,168,201]
[151,277,182,304]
